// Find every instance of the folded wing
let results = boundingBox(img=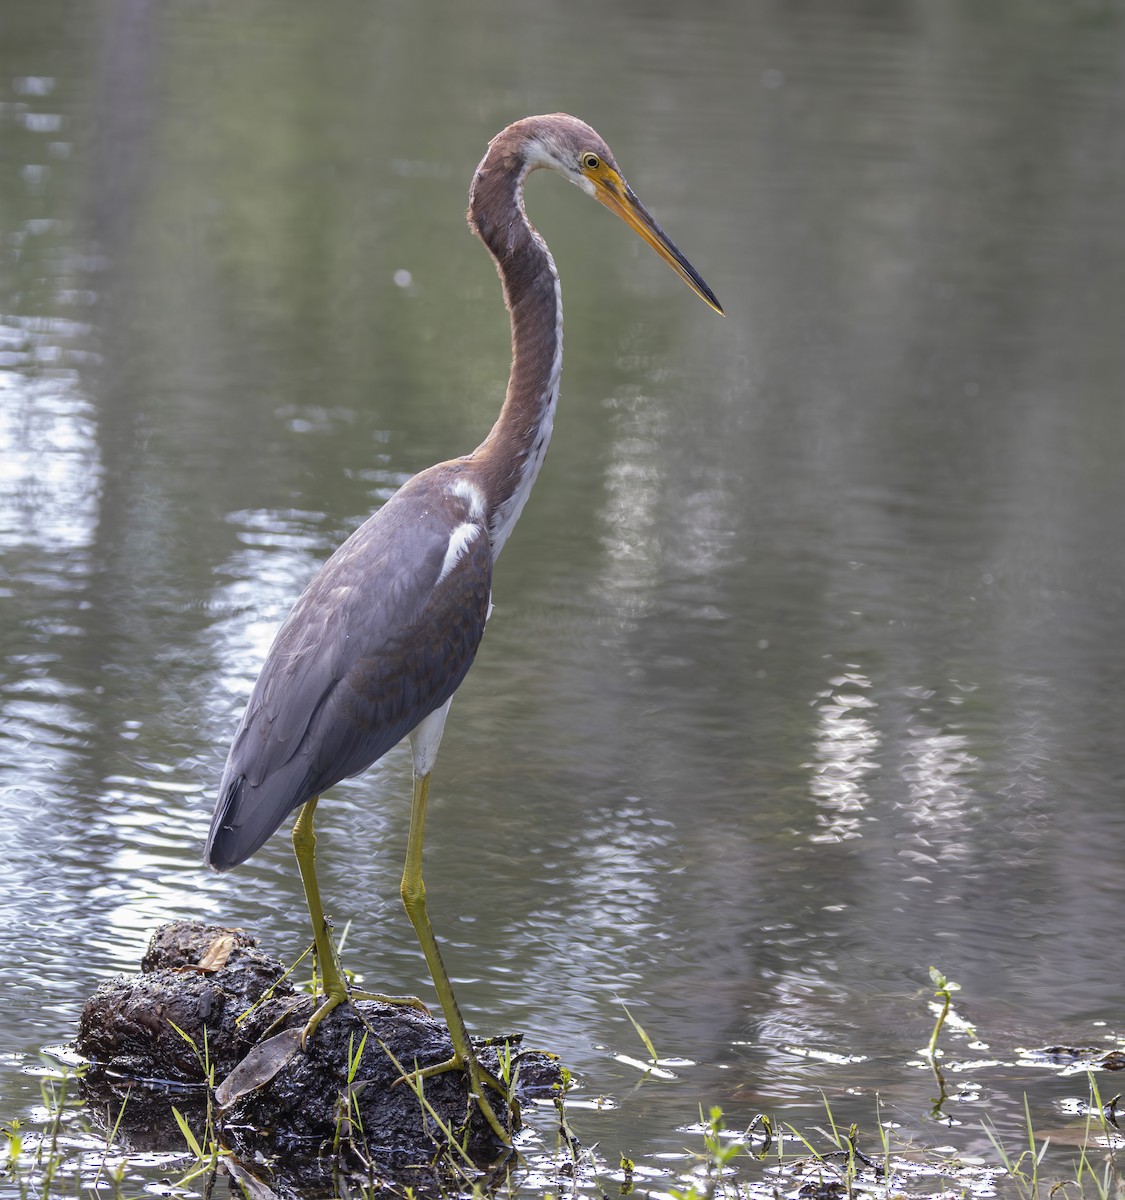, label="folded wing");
[206,479,492,870]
